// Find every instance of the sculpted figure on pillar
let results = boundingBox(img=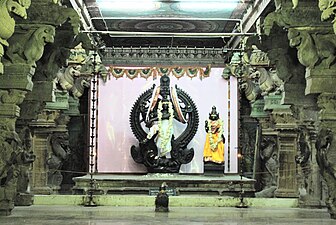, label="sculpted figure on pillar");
[47,132,70,190]
[295,127,312,204]
[16,127,35,196]
[238,72,261,103]
[4,24,55,68]
[316,128,336,219]
[288,28,336,69]
[56,44,91,98]
[0,130,34,215]
[0,0,31,74]
[250,68,284,96]
[319,0,336,33]
[255,136,279,198]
